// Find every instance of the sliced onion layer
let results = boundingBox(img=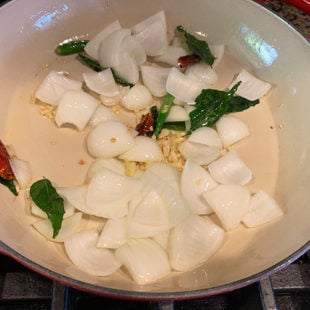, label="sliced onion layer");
[98,28,131,68]
[97,217,127,249]
[122,35,147,65]
[86,158,125,182]
[119,136,163,162]
[179,140,221,166]
[215,115,250,148]
[131,11,168,56]
[32,212,82,242]
[188,127,222,148]
[86,121,135,158]
[83,68,119,97]
[86,168,142,218]
[185,62,218,86]
[242,190,284,227]
[140,65,170,97]
[165,105,189,122]
[120,84,153,111]
[154,45,189,67]
[208,150,252,185]
[141,170,190,228]
[84,20,122,60]
[203,184,251,231]
[169,214,225,271]
[9,158,32,189]
[64,229,122,276]
[229,69,272,100]
[181,159,217,215]
[88,105,118,128]
[210,44,225,67]
[115,238,171,284]
[166,67,205,104]
[55,90,99,131]
[35,70,82,106]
